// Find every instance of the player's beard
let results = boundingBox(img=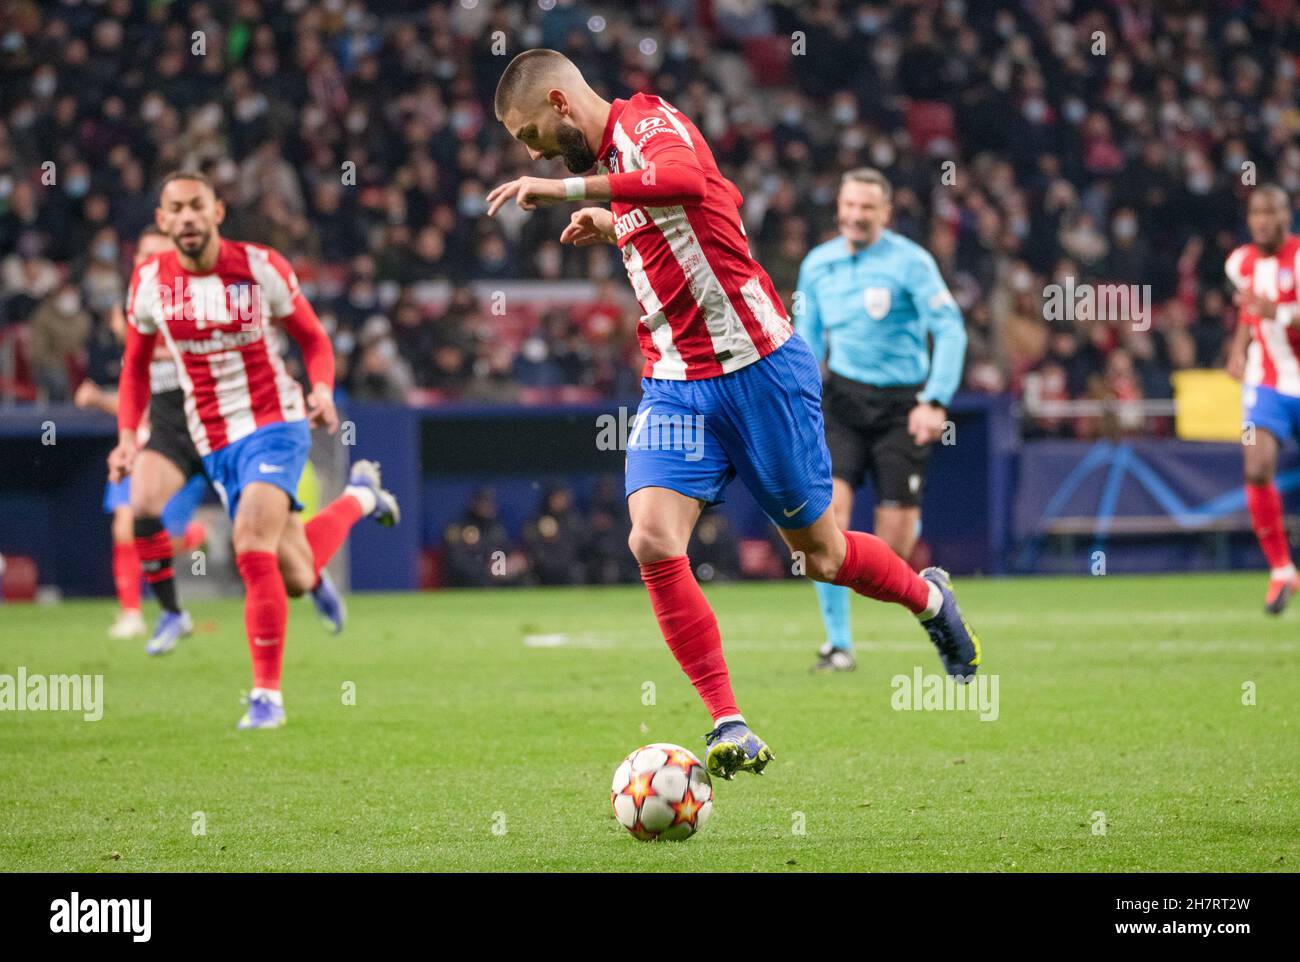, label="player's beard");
[557,123,597,173]
[1253,230,1283,255]
[173,227,211,259]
